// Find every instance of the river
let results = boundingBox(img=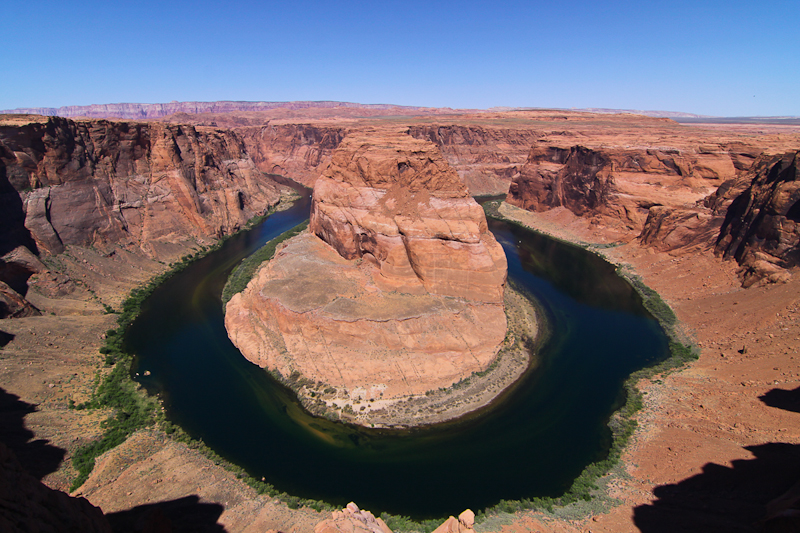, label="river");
[128,191,668,519]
